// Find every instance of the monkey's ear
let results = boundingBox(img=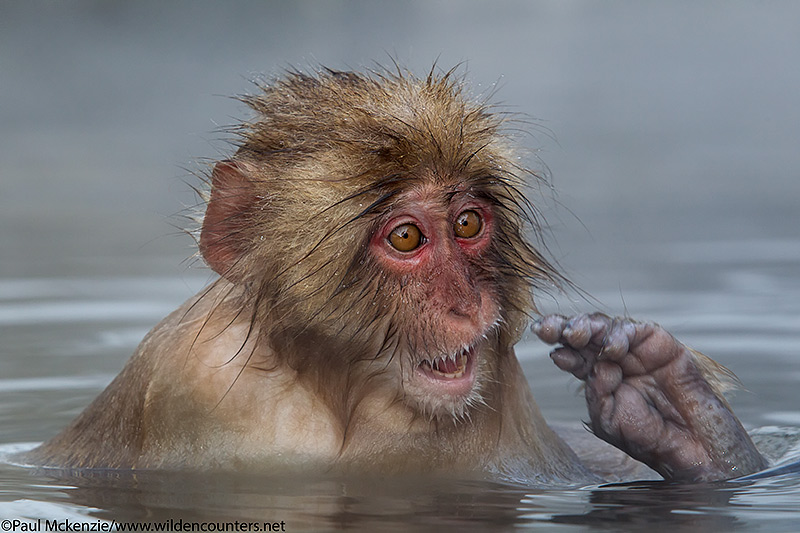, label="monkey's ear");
[200,160,256,279]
